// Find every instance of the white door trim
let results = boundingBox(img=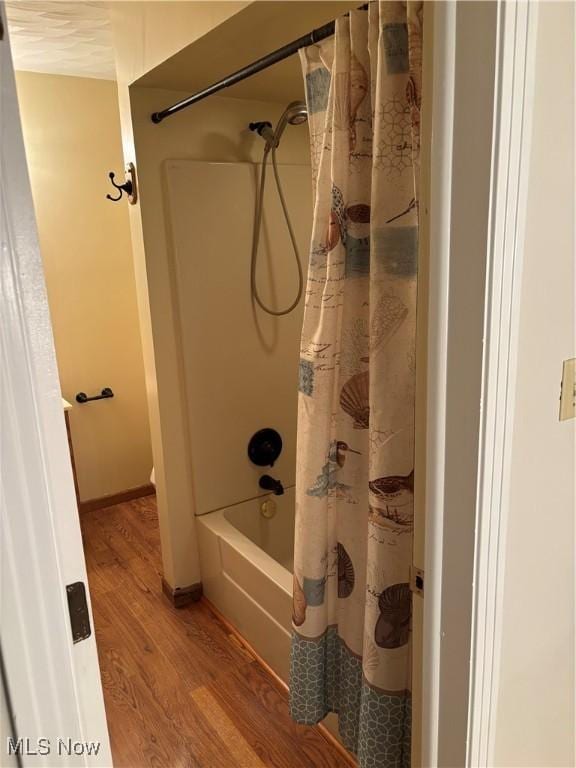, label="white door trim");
[422,0,501,762]
[467,2,539,765]
[0,5,111,765]
[421,1,539,764]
